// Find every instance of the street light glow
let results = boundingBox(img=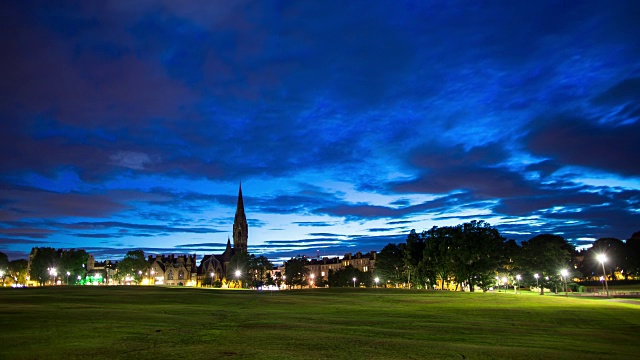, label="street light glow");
[235,270,241,277]
[597,254,606,263]
[560,269,568,277]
